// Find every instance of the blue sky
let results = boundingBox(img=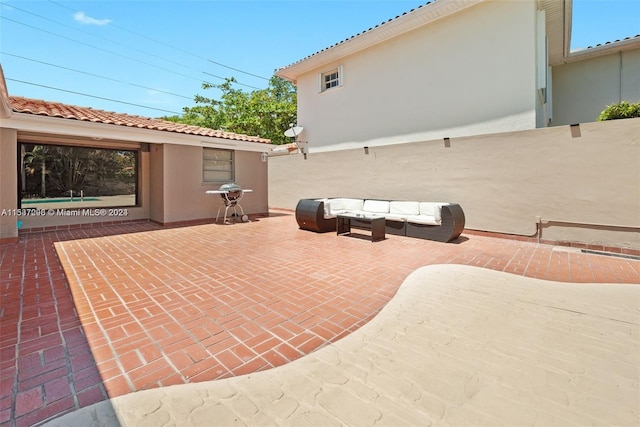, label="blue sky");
[1,0,638,117]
